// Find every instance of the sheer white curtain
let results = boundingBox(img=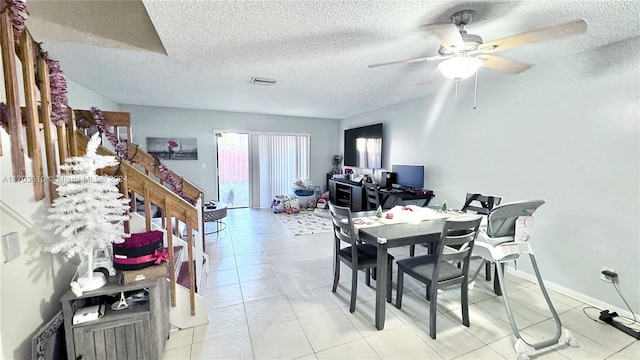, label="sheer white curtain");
[249,133,310,208]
